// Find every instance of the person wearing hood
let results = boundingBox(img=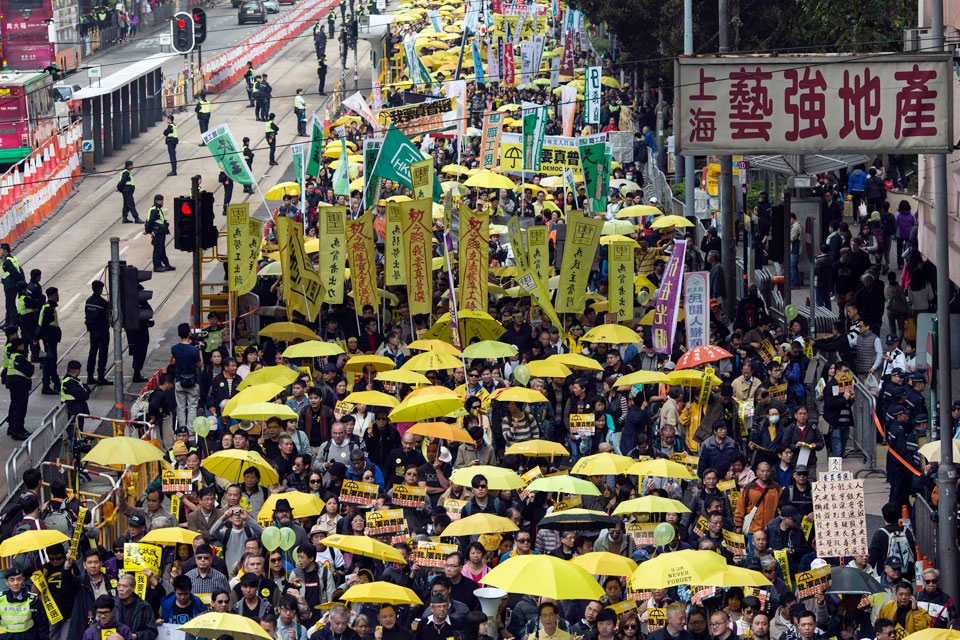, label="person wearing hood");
[158,575,205,625]
[453,425,496,469]
[848,166,868,213]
